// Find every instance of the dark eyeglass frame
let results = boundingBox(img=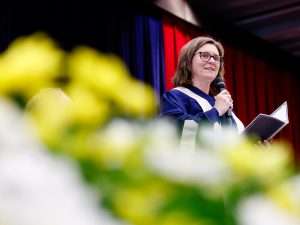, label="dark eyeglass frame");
[195,52,224,63]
